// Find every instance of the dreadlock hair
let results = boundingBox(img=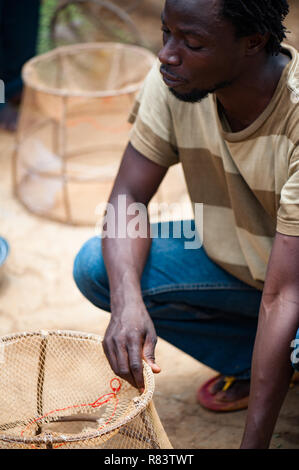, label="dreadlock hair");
[221,0,290,55]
